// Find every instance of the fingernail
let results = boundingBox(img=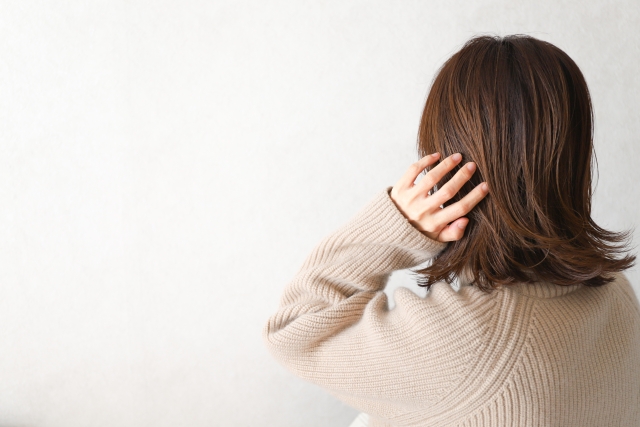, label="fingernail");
[452,153,462,161]
[481,182,489,191]
[466,162,476,172]
[431,152,440,157]
[457,220,467,229]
